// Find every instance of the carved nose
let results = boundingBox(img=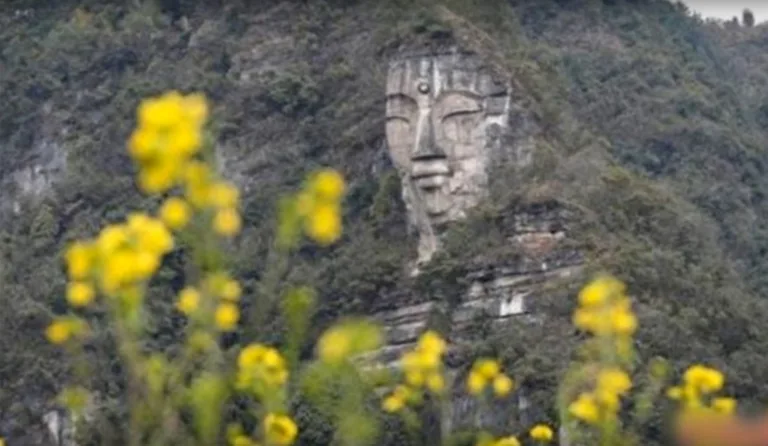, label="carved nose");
[412,115,447,161]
